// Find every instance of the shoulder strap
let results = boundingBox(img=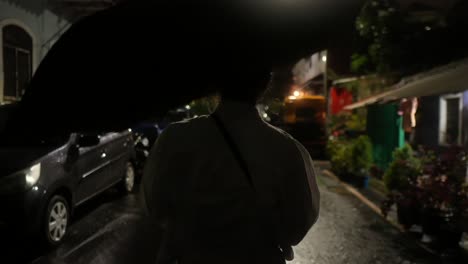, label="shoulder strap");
[211,113,256,192]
